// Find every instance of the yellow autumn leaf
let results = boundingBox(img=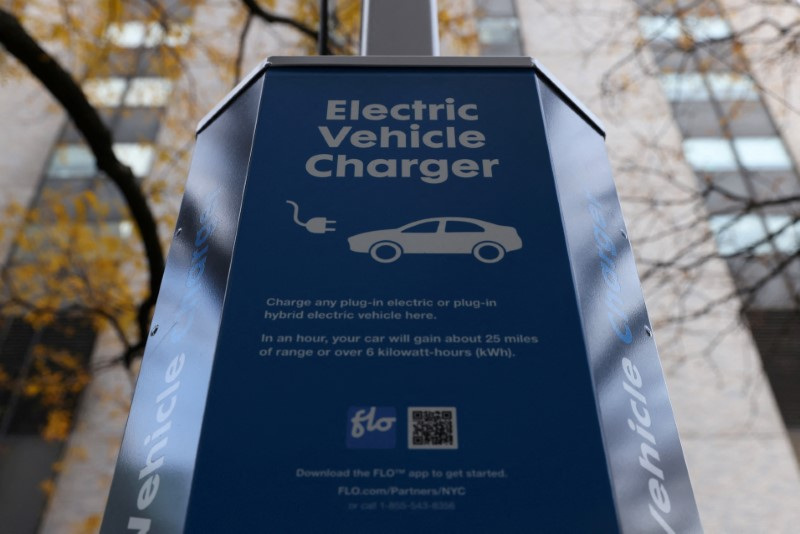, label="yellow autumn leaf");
[72,514,102,534]
[40,478,56,497]
[42,409,72,441]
